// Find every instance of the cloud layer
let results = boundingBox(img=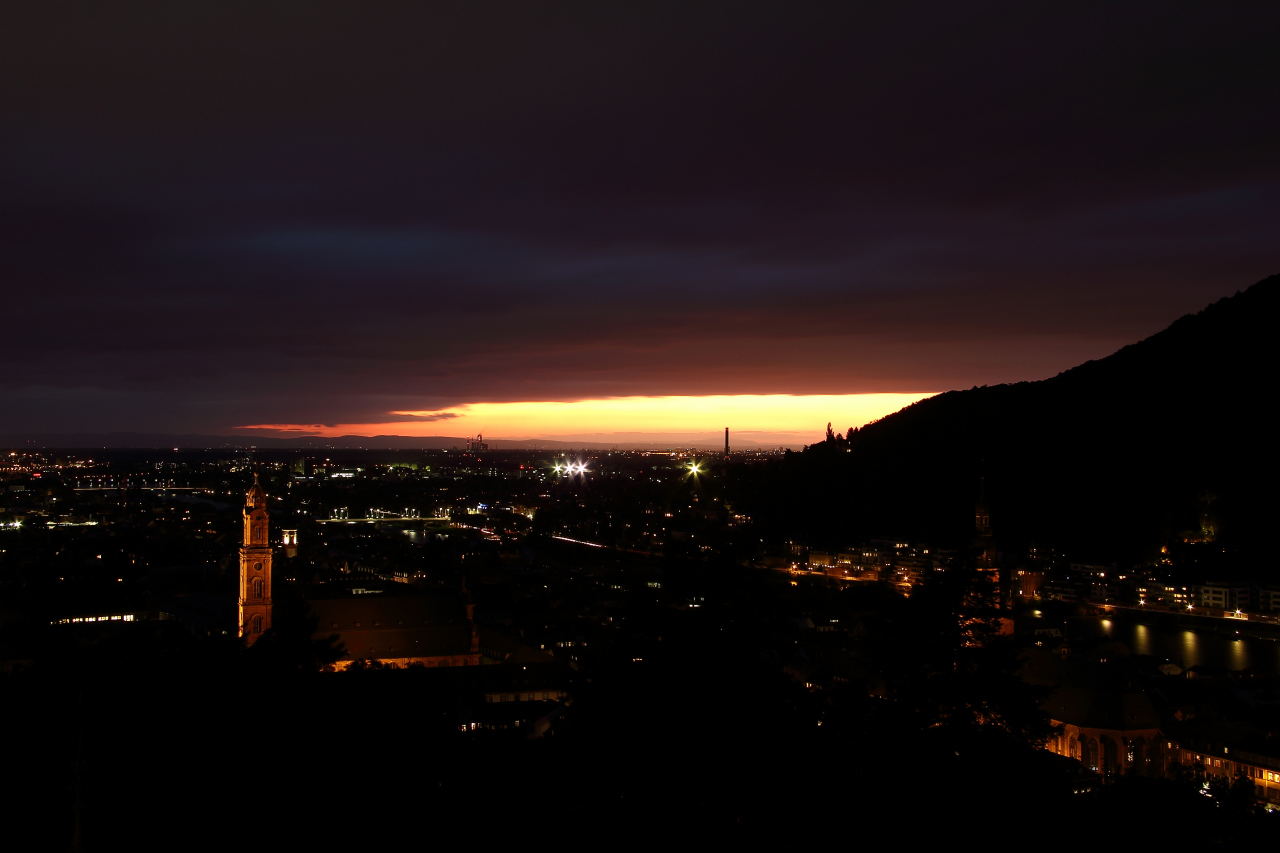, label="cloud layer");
[1,3,1276,434]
